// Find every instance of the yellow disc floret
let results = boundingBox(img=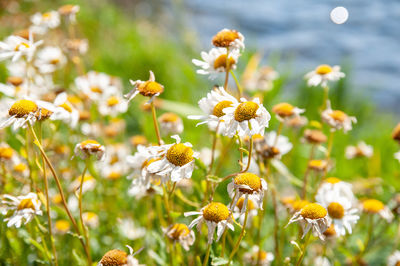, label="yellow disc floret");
[100,249,128,266]
[234,101,259,122]
[327,202,345,219]
[300,203,327,220]
[137,81,164,97]
[272,102,295,117]
[169,223,190,239]
[55,220,70,232]
[234,173,262,193]
[213,100,233,118]
[329,110,347,122]
[159,112,180,123]
[236,197,255,211]
[316,64,333,75]
[325,177,341,184]
[14,163,27,172]
[107,96,119,107]
[203,202,230,223]
[17,198,35,210]
[212,29,240,48]
[363,199,384,214]
[213,54,236,70]
[166,143,194,166]
[0,147,13,160]
[9,99,38,118]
